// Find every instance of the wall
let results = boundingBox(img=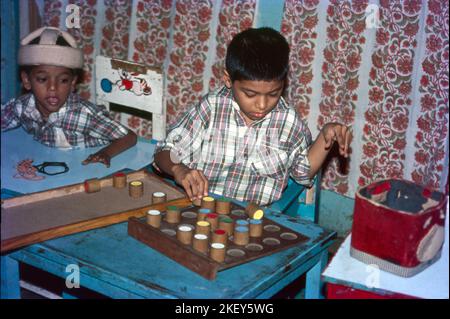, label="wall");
[318,190,355,237]
[1,0,20,104]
